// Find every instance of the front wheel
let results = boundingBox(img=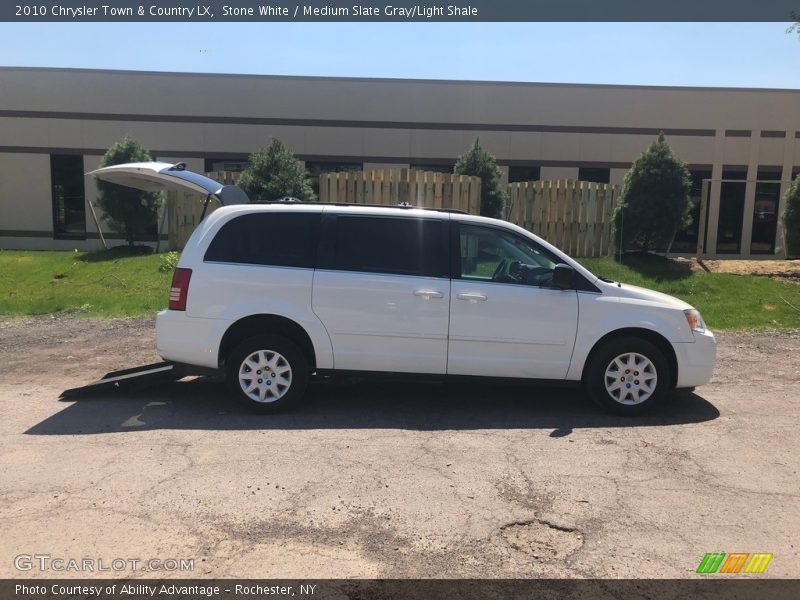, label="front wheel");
[226,334,309,413]
[585,337,670,415]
